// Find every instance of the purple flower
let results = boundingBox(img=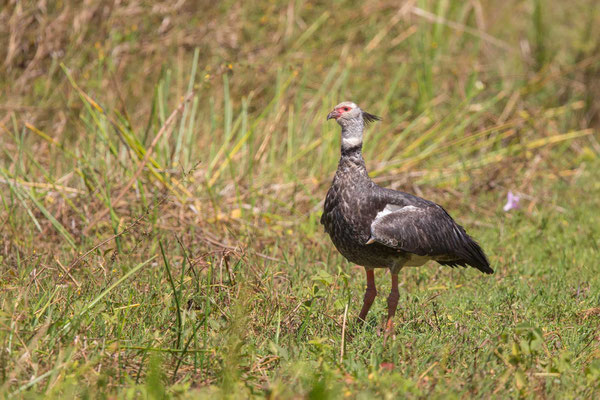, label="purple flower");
[503,191,520,212]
